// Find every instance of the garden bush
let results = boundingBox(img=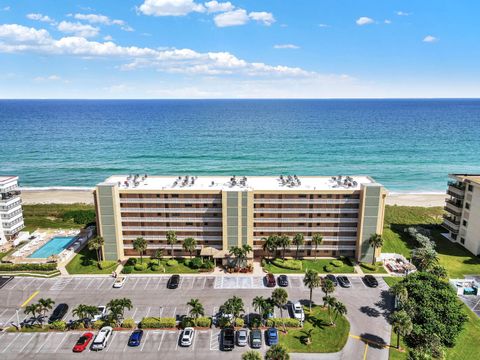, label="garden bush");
[190,257,203,269]
[181,317,195,328]
[121,318,136,329]
[98,261,116,270]
[166,259,178,266]
[50,320,67,331]
[125,258,137,266]
[62,209,96,225]
[70,321,85,330]
[324,265,333,272]
[122,266,133,274]
[0,263,57,271]
[261,258,267,268]
[202,259,215,270]
[235,318,245,327]
[266,318,301,328]
[139,317,176,329]
[330,260,343,267]
[134,262,148,271]
[249,315,262,328]
[360,263,377,271]
[271,258,302,270]
[93,320,105,330]
[150,264,165,272]
[195,317,212,328]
